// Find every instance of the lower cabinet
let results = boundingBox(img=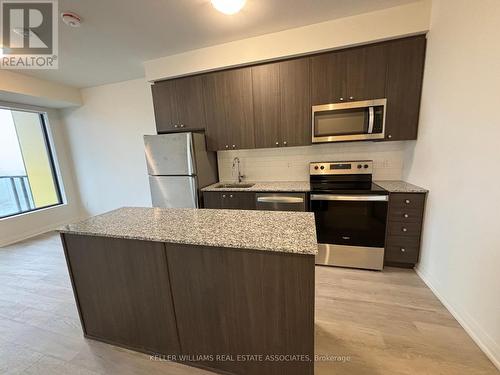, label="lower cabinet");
[62,234,181,355]
[384,192,426,267]
[203,191,256,210]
